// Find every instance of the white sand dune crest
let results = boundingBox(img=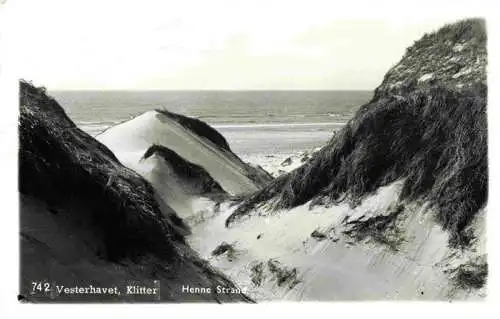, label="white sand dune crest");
[97,110,263,196]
